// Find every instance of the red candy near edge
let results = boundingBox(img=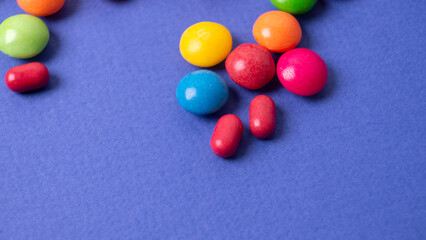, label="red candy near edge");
[211,114,243,158]
[5,62,49,93]
[225,43,275,90]
[250,95,276,139]
[277,48,327,96]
